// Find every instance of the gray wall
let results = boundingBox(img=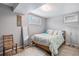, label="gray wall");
[46,13,79,47]
[27,14,46,36]
[0,5,22,48]
[0,5,46,48]
[26,14,46,44]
